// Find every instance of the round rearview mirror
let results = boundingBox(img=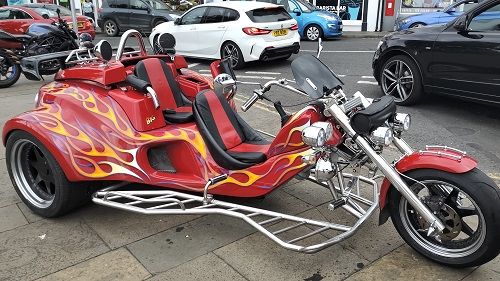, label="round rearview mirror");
[158,33,176,49]
[94,40,113,62]
[214,73,237,99]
